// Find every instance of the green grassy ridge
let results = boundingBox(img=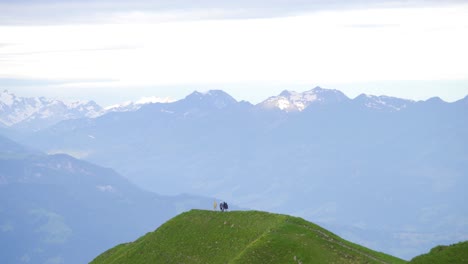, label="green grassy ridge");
[409,241,468,264]
[91,210,406,264]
